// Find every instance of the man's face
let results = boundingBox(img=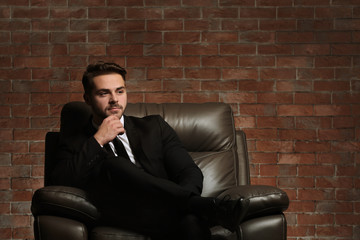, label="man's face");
[84,73,127,125]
